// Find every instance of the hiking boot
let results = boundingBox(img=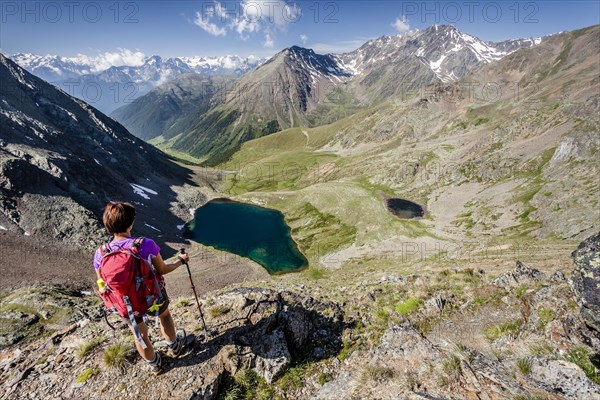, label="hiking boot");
[147,351,163,375]
[167,329,187,358]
